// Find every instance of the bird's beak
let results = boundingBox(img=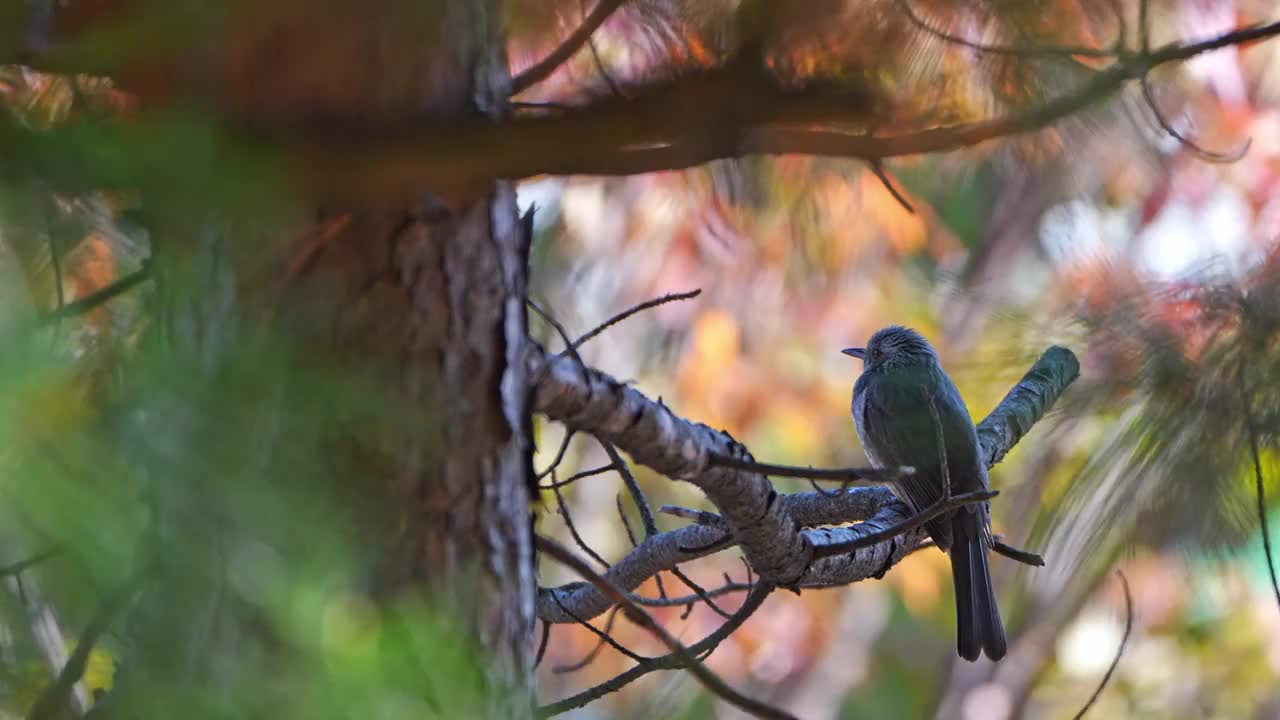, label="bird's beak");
[841,347,866,360]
